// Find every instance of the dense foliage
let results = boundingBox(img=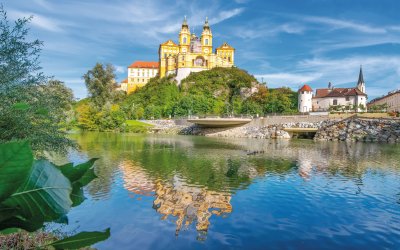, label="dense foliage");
[0,141,110,249]
[0,6,74,153]
[75,63,127,131]
[75,66,298,131]
[119,67,298,120]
